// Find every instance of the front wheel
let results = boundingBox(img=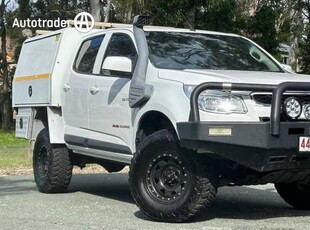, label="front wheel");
[33,129,73,193]
[129,130,217,222]
[275,183,310,210]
